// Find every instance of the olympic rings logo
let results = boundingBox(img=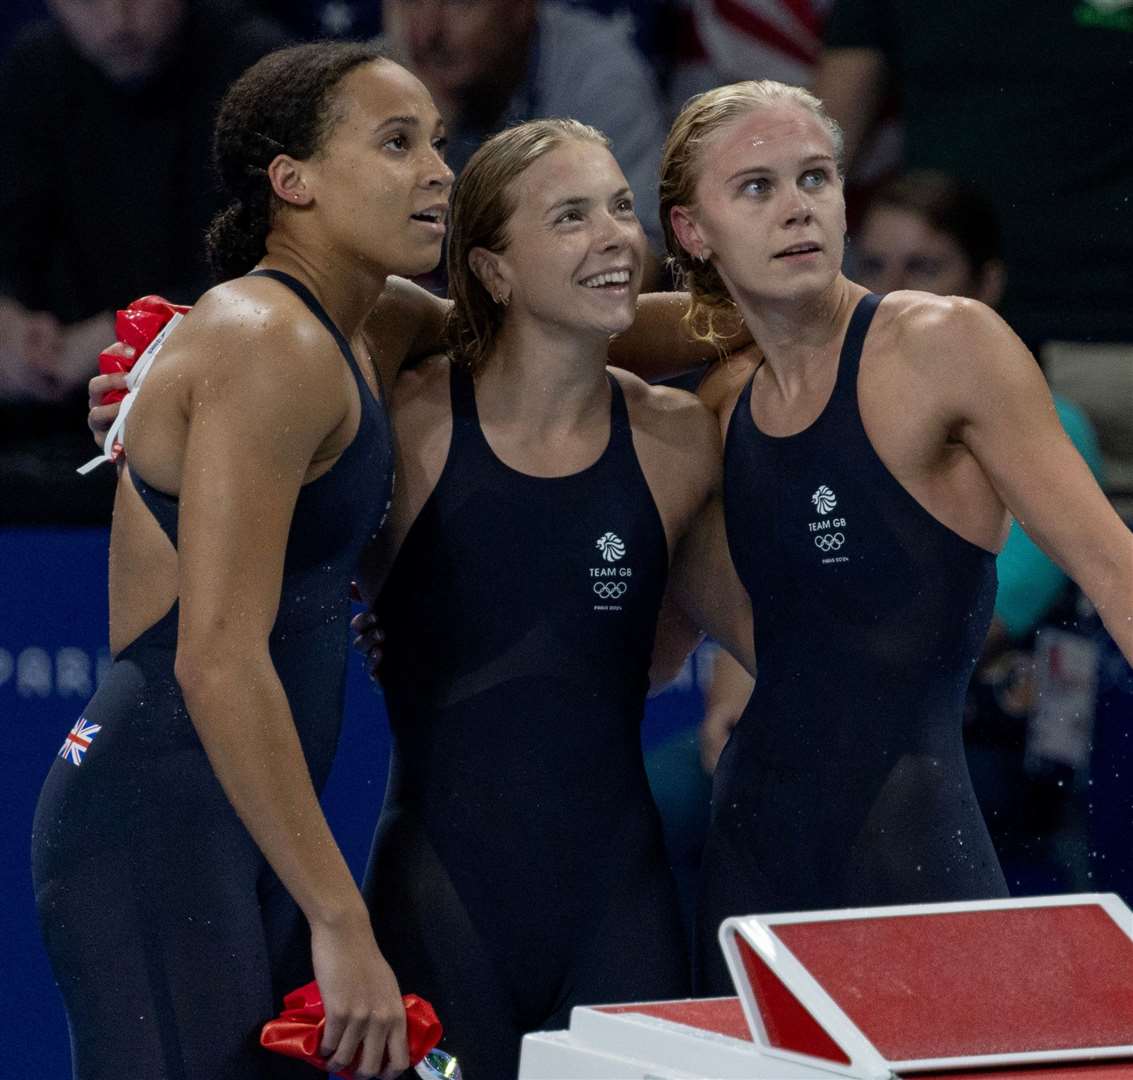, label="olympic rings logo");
[814,532,845,552]
[593,582,628,599]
